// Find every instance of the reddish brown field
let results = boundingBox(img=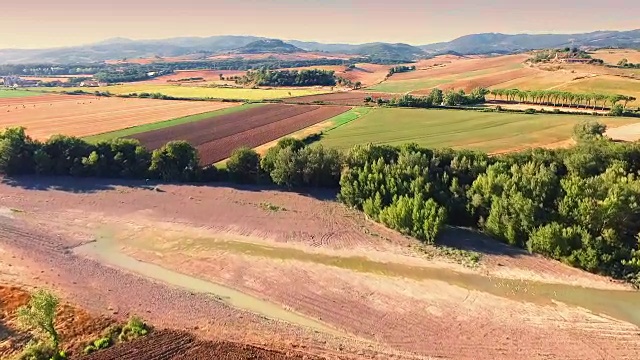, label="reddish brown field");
[0,94,239,140]
[284,91,394,105]
[130,104,350,164]
[85,330,323,360]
